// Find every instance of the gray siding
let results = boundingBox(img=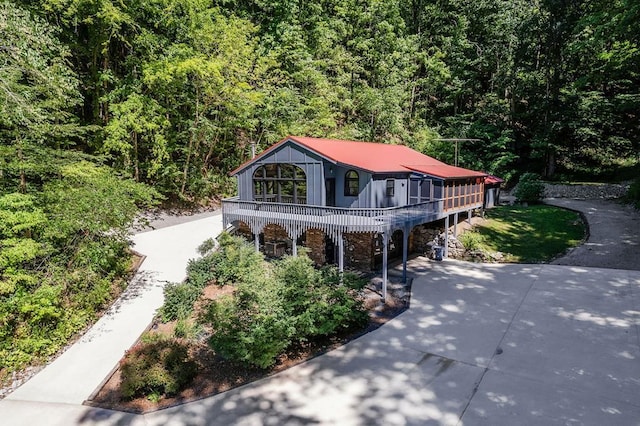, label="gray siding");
[329,164,372,208]
[236,142,325,205]
[369,174,409,208]
[235,140,451,209]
